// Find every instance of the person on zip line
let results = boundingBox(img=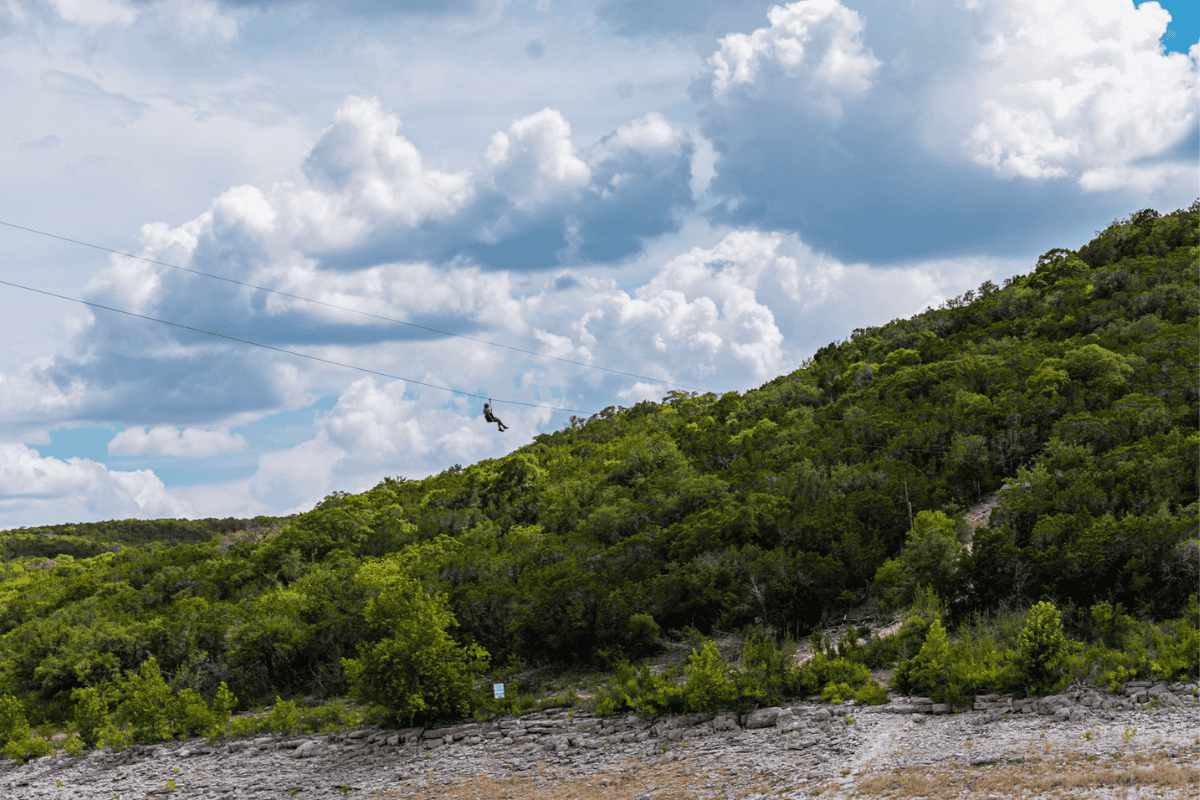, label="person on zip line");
[483,399,508,432]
